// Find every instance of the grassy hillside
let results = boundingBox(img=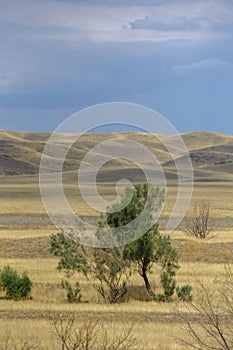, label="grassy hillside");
[0,129,232,218]
[0,130,232,178]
